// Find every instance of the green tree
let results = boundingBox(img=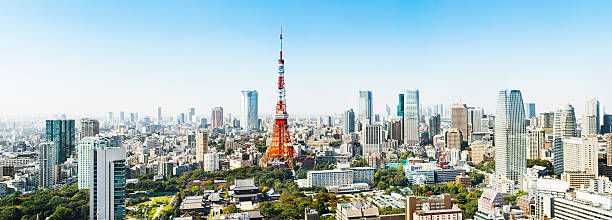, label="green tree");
[48,207,71,220]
